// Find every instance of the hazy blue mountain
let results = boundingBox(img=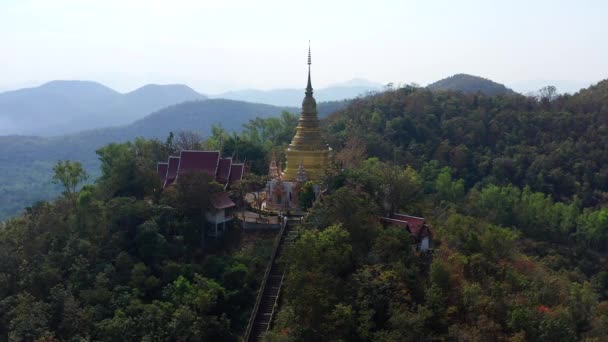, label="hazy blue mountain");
[122,84,205,113]
[0,81,207,136]
[103,99,293,141]
[213,78,382,106]
[427,74,516,96]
